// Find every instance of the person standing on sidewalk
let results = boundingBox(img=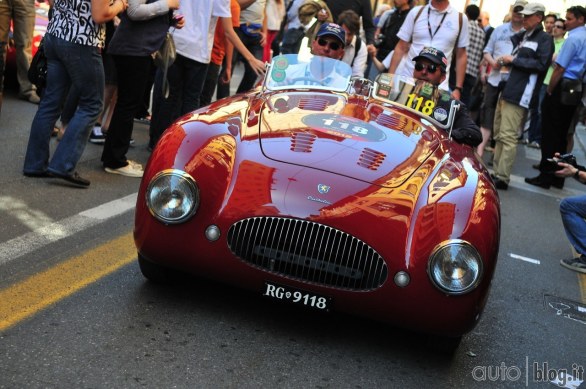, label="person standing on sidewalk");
[526,17,566,149]
[475,1,526,157]
[23,0,127,187]
[525,6,586,190]
[0,0,40,104]
[101,0,183,178]
[490,3,553,190]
